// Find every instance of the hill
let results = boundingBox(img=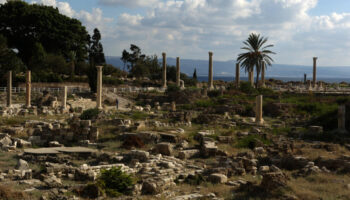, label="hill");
[105,56,350,78]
